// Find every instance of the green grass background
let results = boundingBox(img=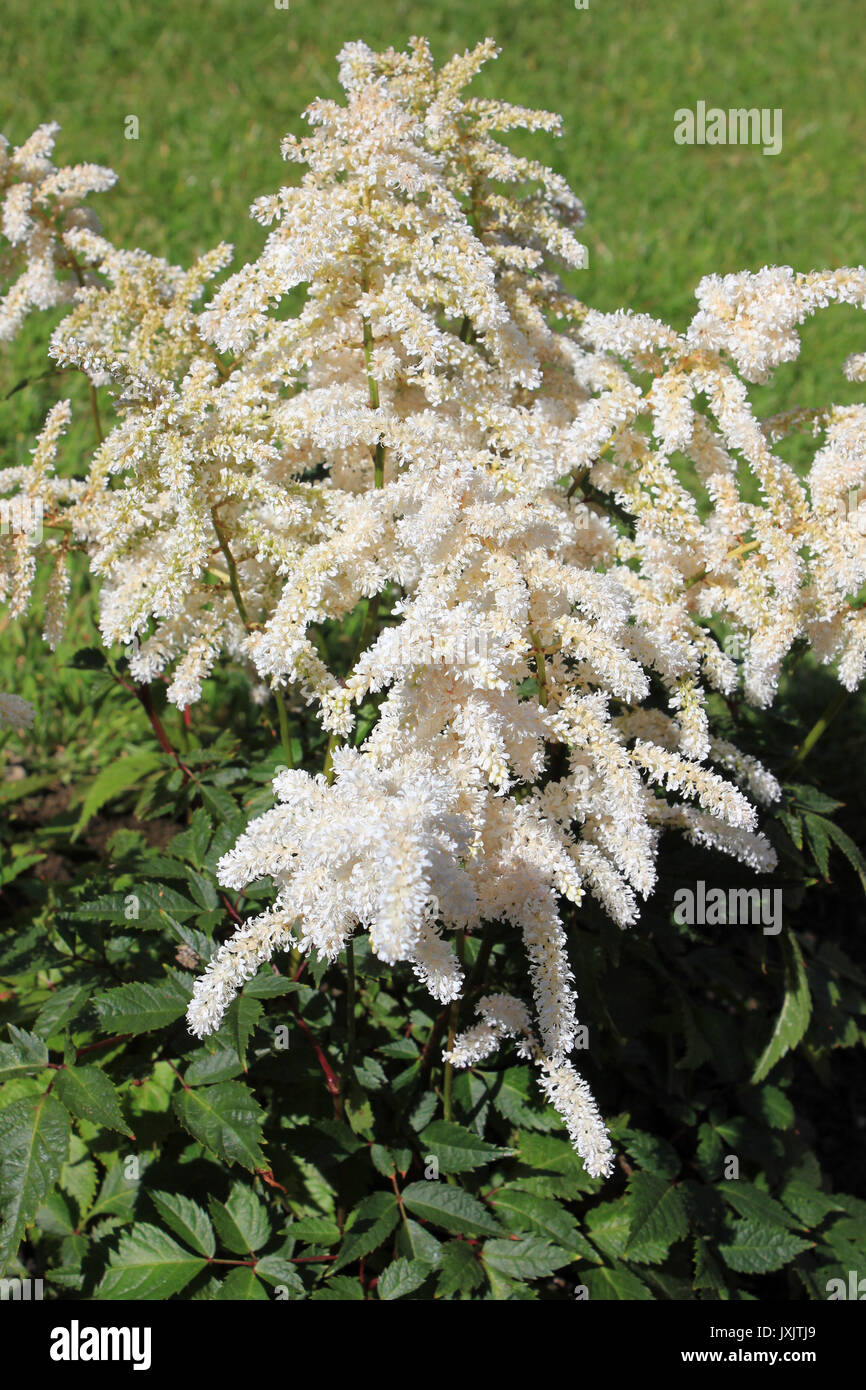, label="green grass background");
[2,0,864,308]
